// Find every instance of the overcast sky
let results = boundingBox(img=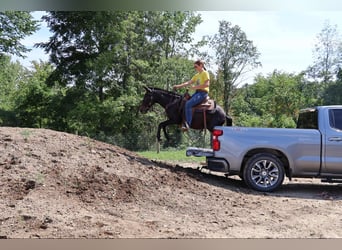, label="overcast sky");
[14,11,342,85]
